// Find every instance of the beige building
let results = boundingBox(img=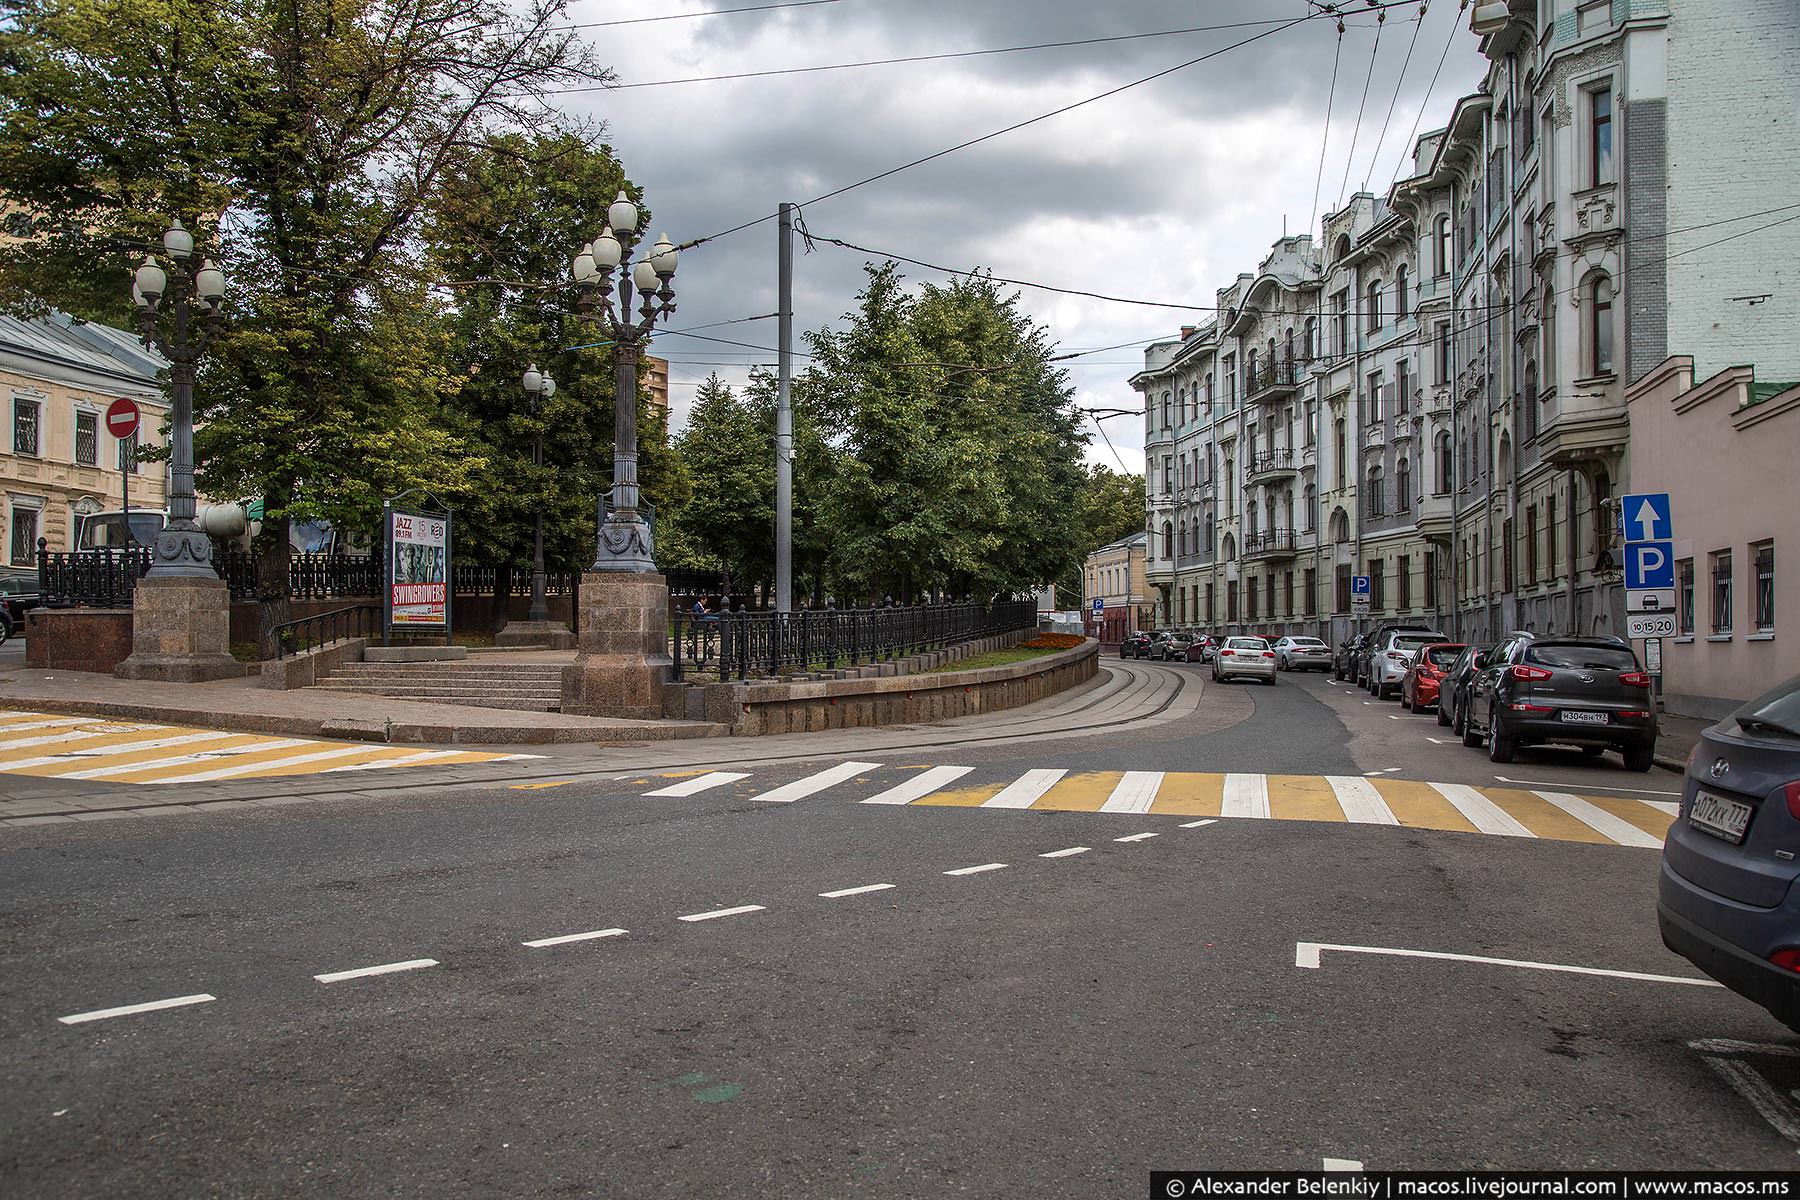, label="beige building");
[1081,531,1149,643]
[1625,357,1797,718]
[641,353,670,426]
[0,312,169,564]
